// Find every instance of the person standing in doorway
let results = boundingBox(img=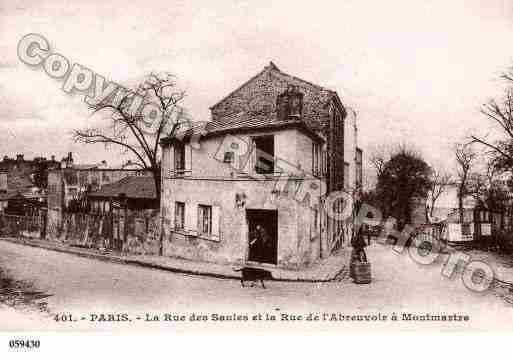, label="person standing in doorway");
[250,225,270,262]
